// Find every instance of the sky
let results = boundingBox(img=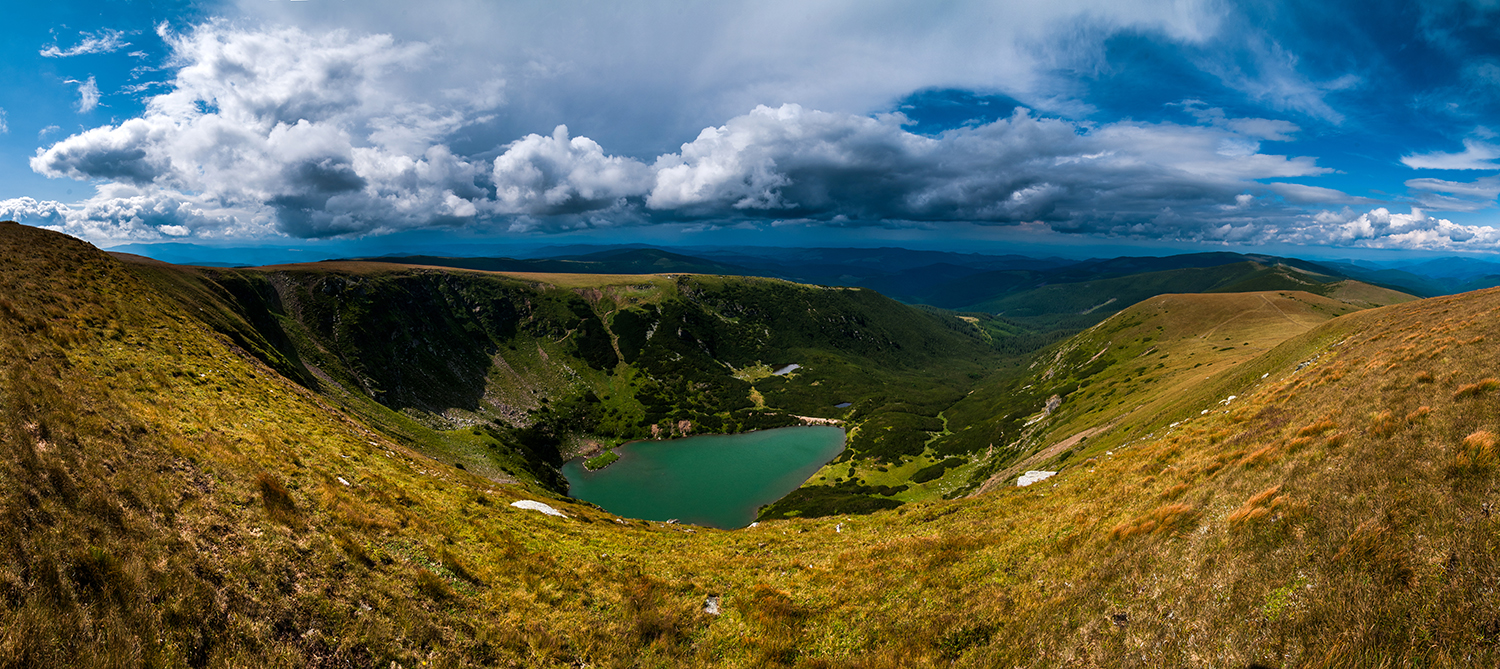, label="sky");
[1,0,1499,259]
